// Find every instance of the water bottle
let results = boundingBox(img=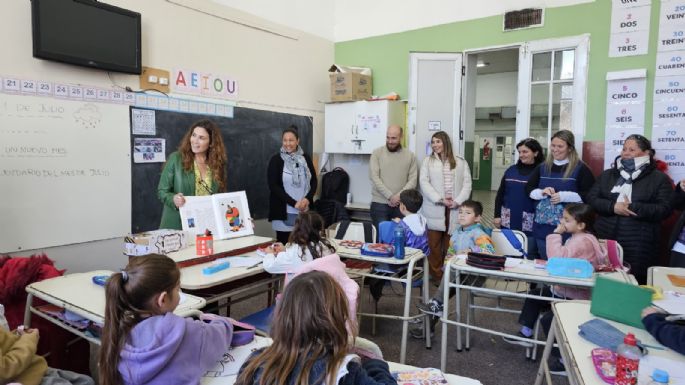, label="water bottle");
[615,333,641,385]
[393,224,405,259]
